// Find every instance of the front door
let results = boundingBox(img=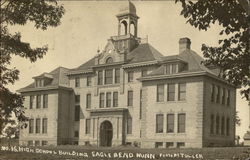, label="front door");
[100,121,113,147]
